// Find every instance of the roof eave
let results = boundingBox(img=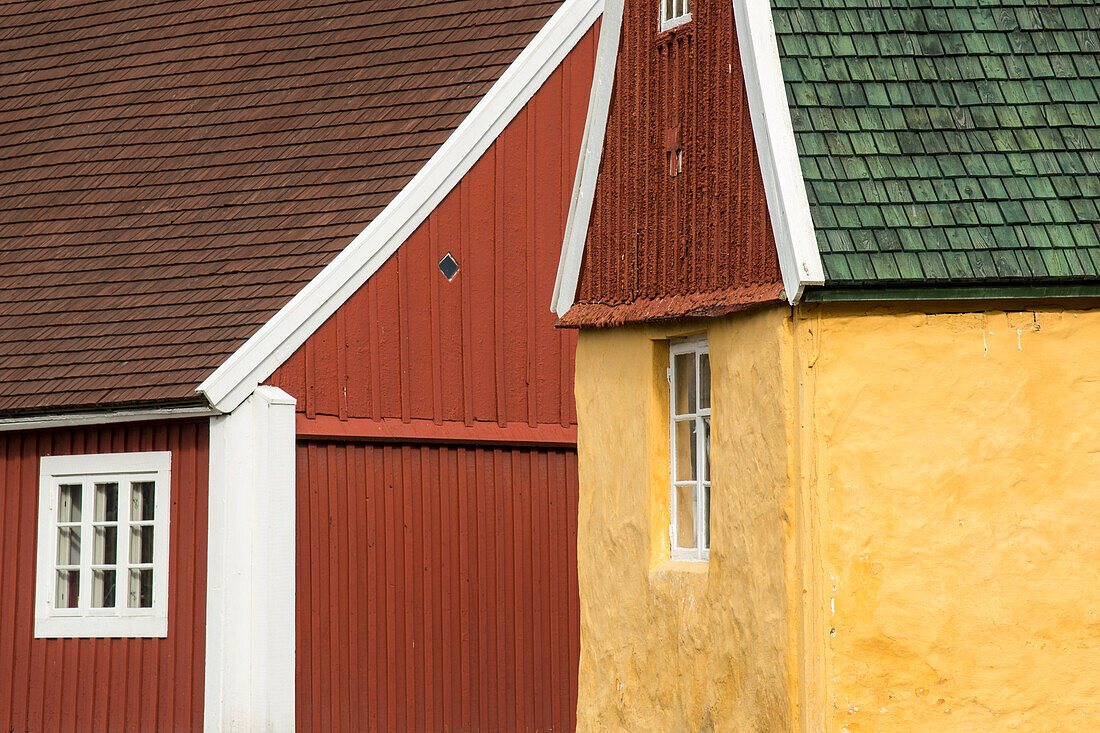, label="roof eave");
[731,0,824,304]
[198,0,602,414]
